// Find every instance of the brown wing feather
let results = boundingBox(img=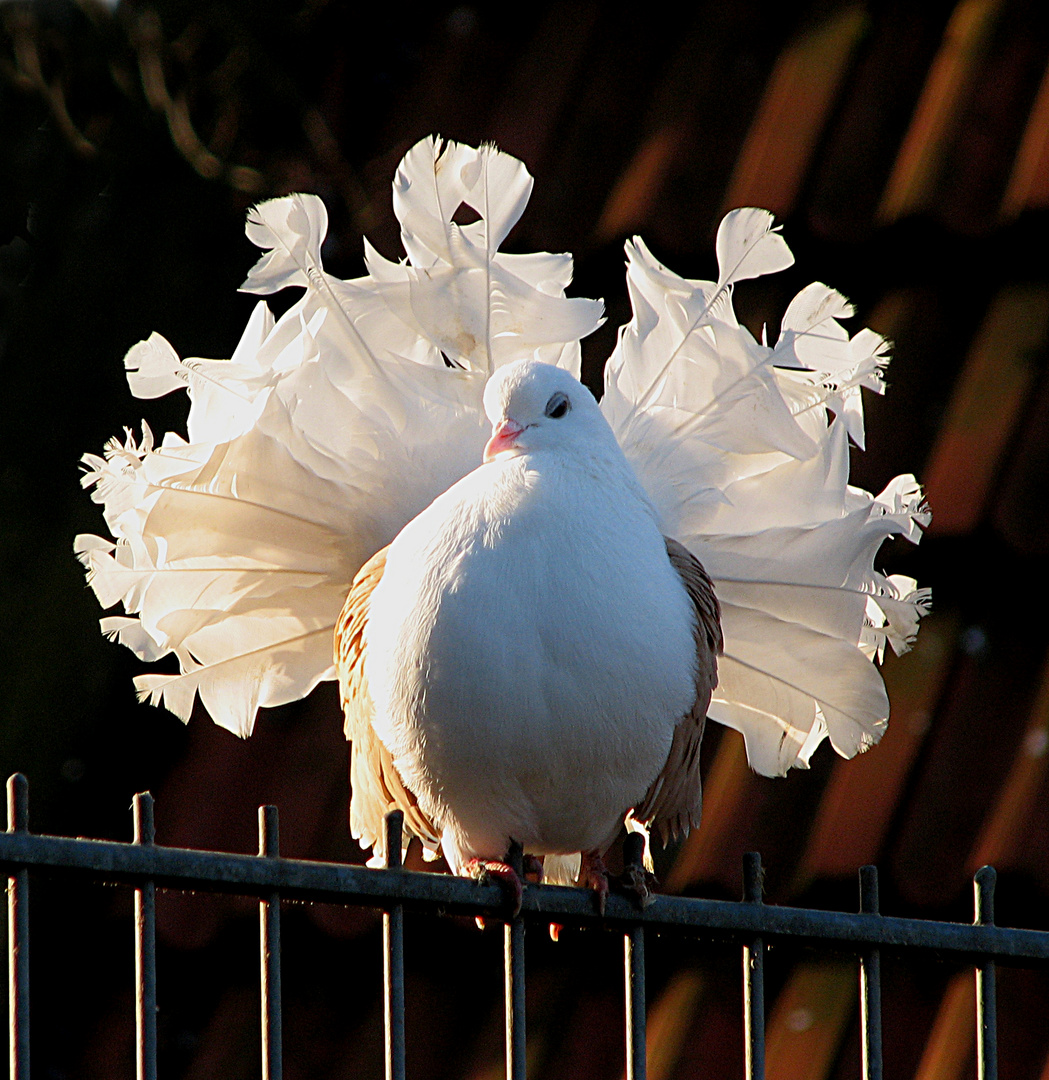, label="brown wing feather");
[632,537,723,845]
[335,545,440,862]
